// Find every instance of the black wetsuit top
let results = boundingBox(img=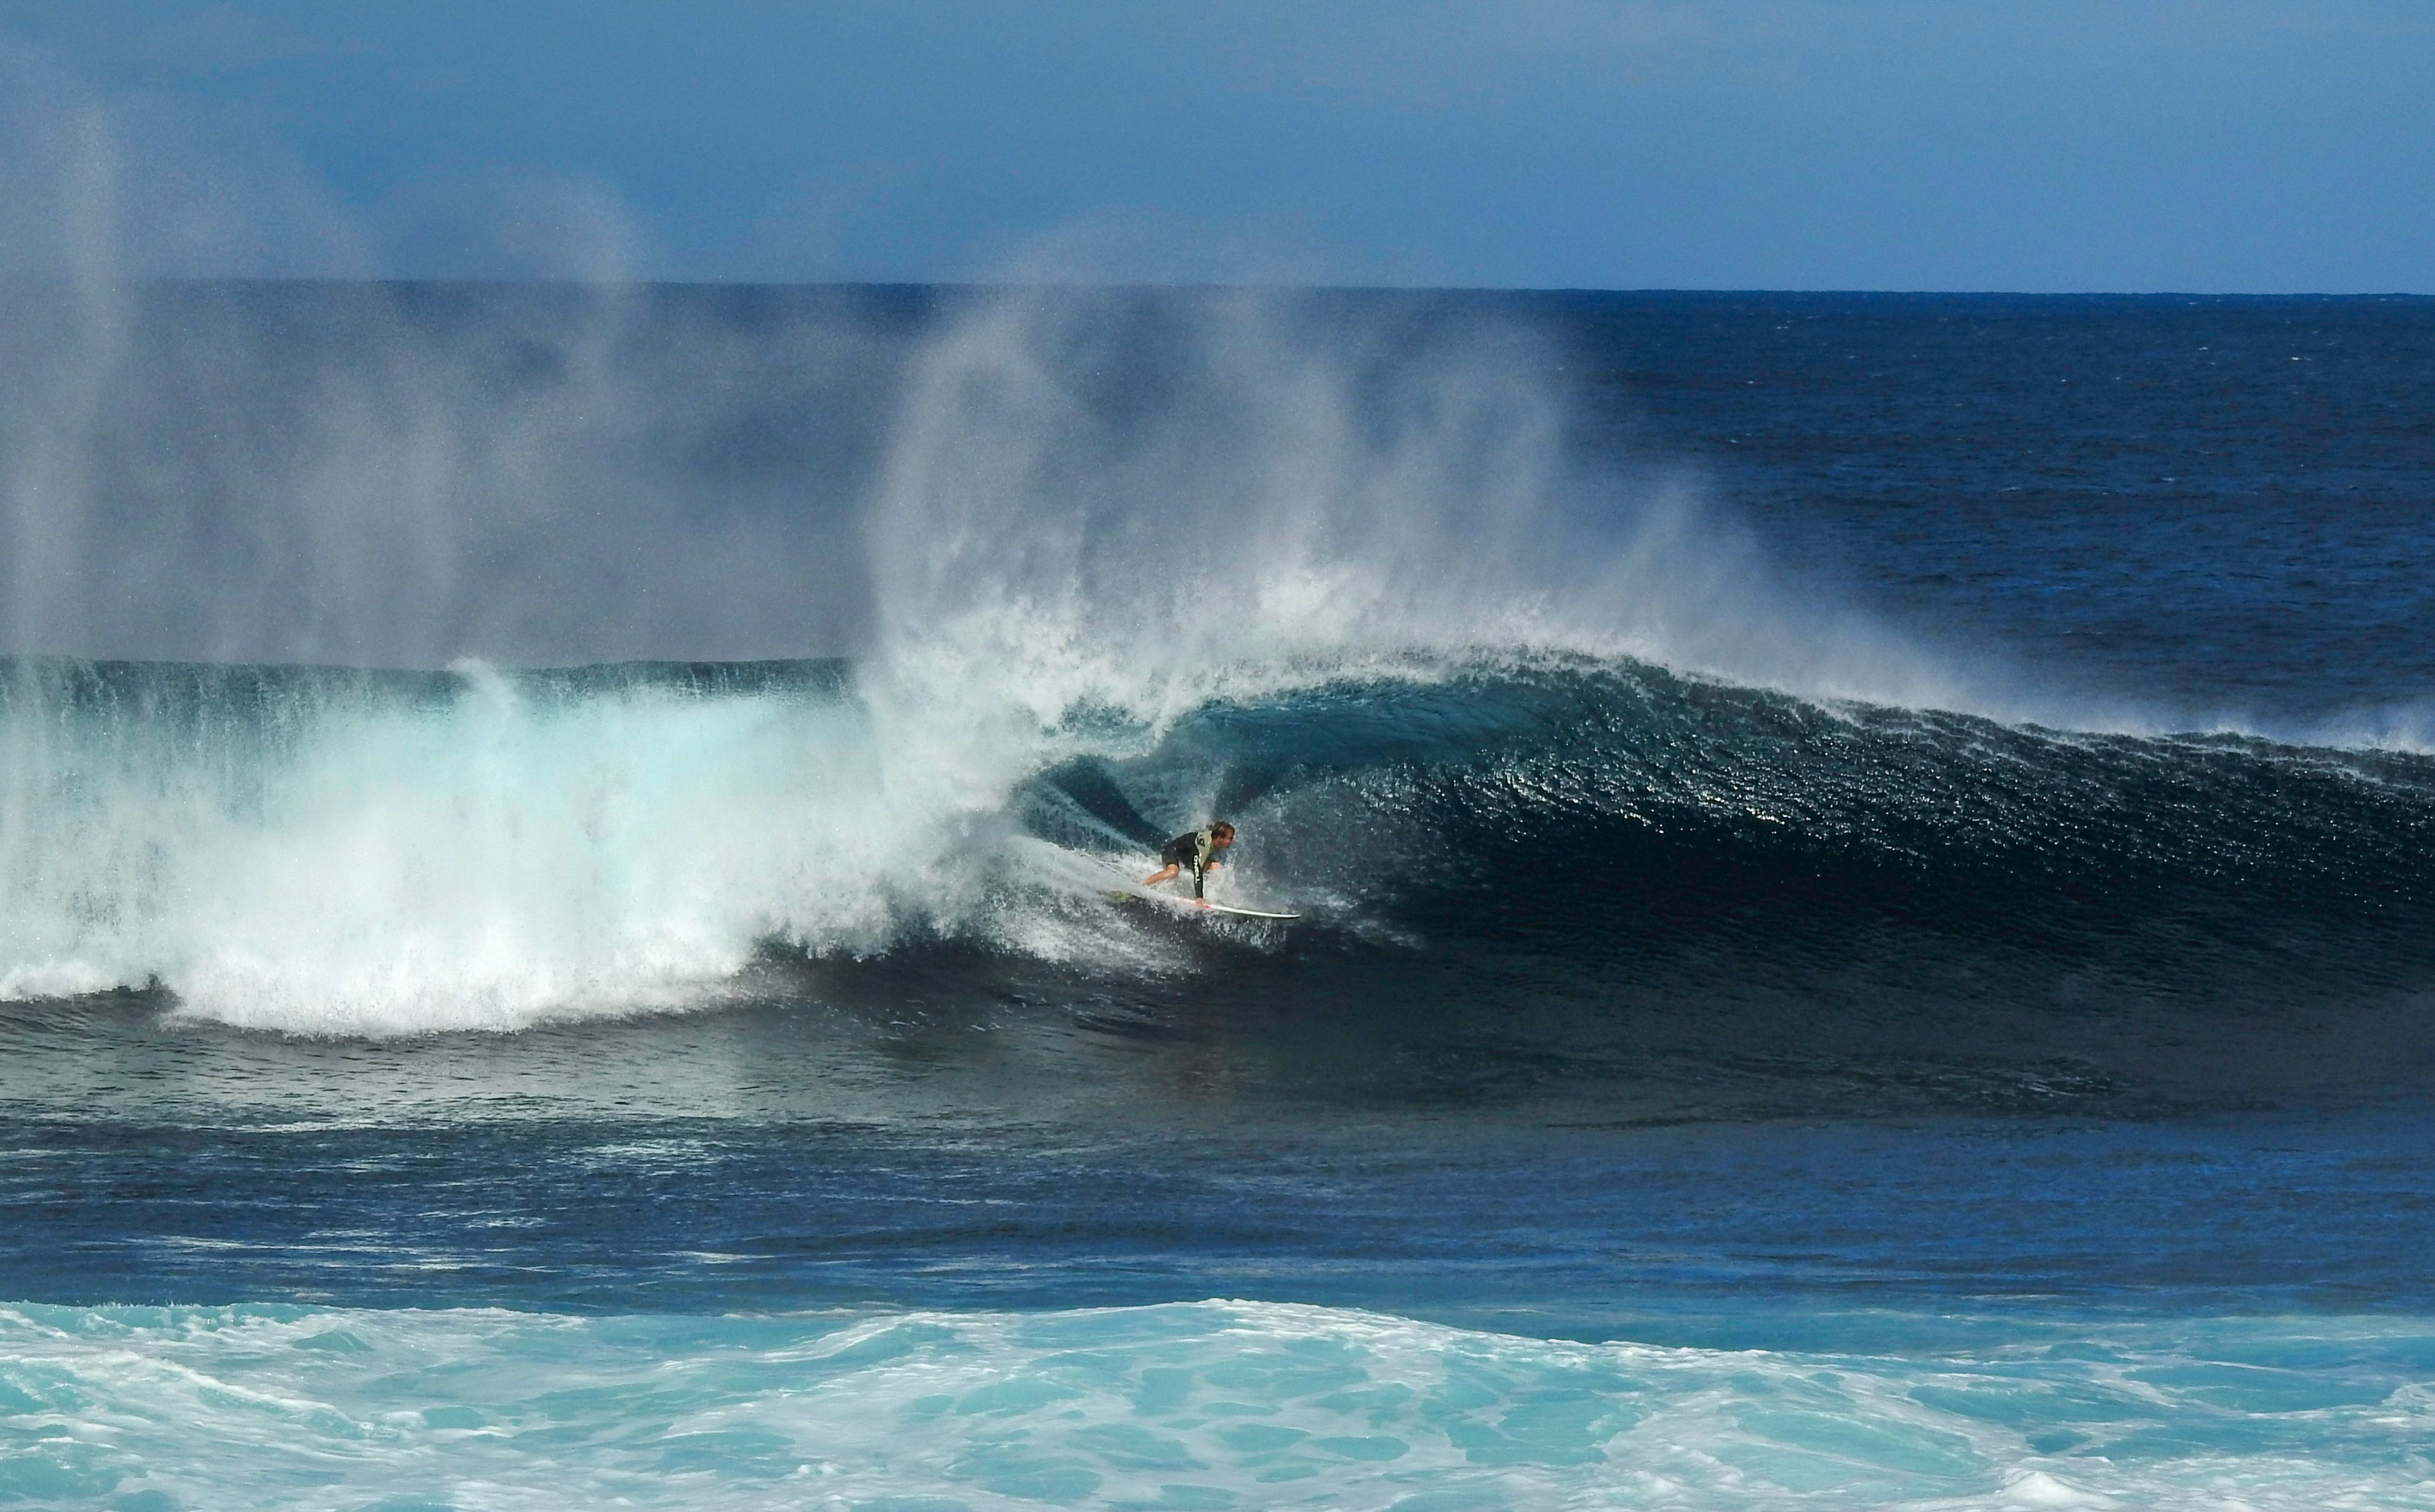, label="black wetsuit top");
[1161,829,1218,898]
